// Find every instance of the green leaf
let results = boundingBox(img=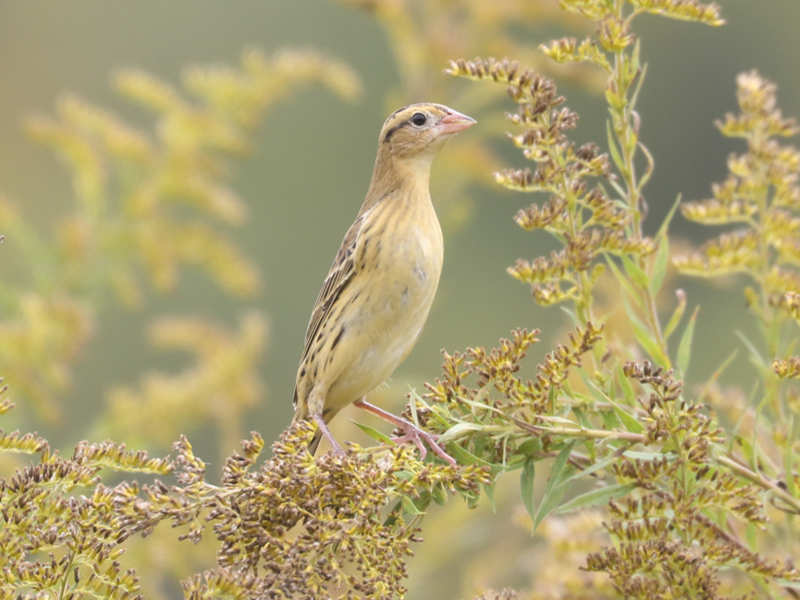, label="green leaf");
[734,330,768,371]
[517,438,542,458]
[353,422,393,444]
[601,408,621,431]
[383,501,403,527]
[559,305,580,327]
[446,442,498,470]
[572,405,591,429]
[629,45,645,108]
[656,193,682,242]
[438,422,483,443]
[735,428,756,465]
[606,120,625,174]
[533,442,575,530]
[520,457,536,522]
[621,255,649,291]
[605,255,643,309]
[431,485,447,506]
[401,495,425,516]
[608,399,644,434]
[559,455,617,486]
[585,381,637,434]
[617,366,636,405]
[534,478,570,532]
[626,296,670,366]
[556,482,637,514]
[649,235,670,295]
[676,306,699,376]
[582,373,610,403]
[637,142,655,191]
[663,289,687,340]
[704,348,739,389]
